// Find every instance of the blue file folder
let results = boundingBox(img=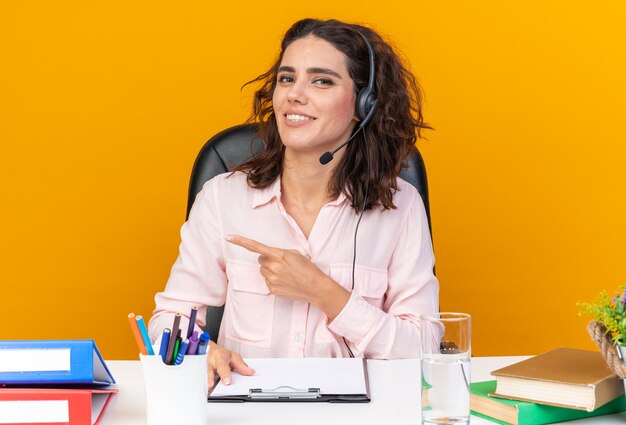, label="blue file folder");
[0,340,115,385]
